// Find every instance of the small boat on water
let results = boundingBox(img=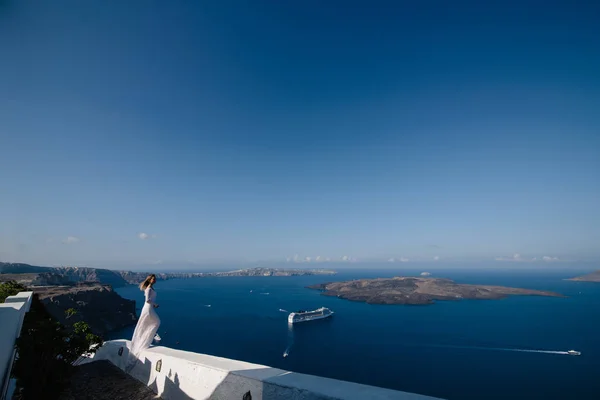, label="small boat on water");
[288,307,333,324]
[567,350,581,356]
